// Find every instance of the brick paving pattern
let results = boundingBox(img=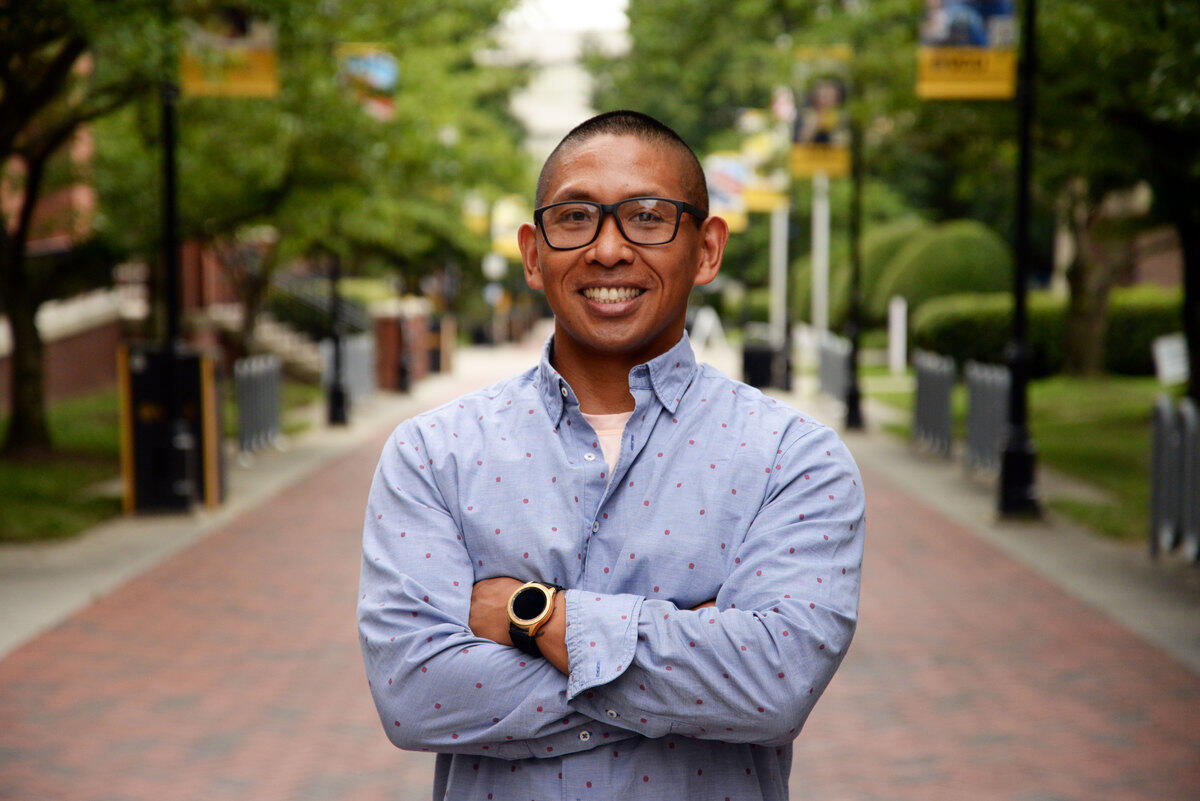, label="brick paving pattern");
[1,374,1198,800]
